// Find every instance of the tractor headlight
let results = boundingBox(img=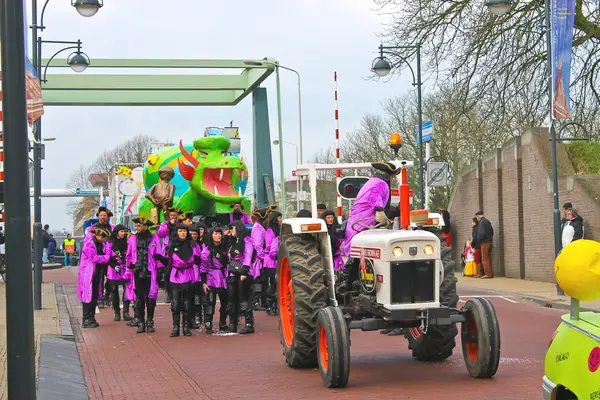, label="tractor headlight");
[392,247,403,257]
[423,245,434,256]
